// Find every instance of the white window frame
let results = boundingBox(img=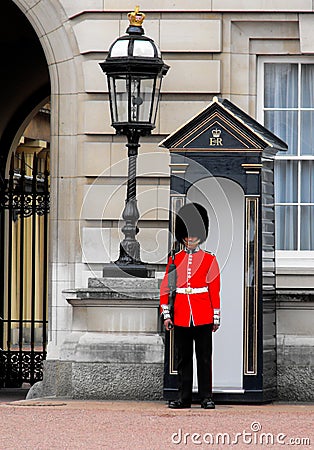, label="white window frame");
[257,56,314,271]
